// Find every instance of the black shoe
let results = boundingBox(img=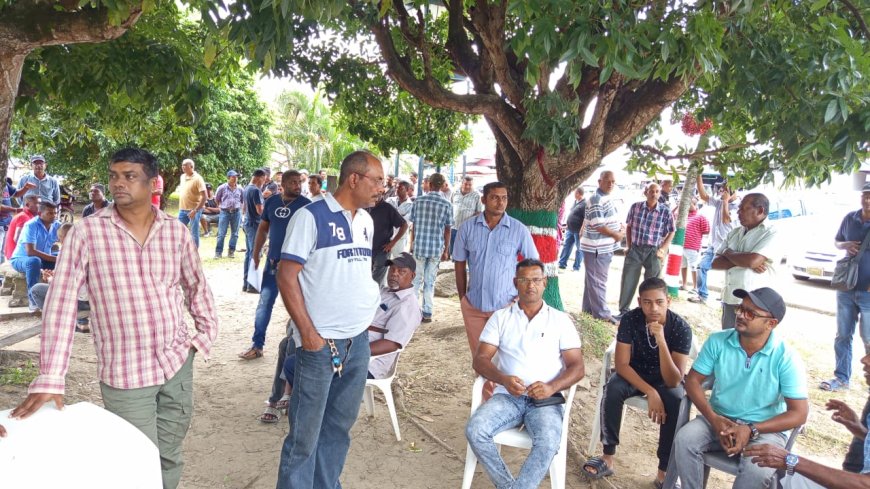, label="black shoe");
[228,251,235,258]
[421,315,433,323]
